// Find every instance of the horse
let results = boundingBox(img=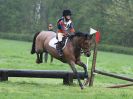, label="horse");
[31,31,94,89]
